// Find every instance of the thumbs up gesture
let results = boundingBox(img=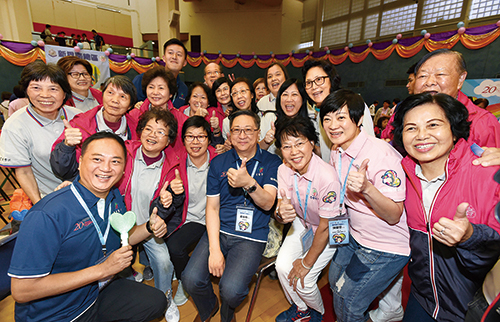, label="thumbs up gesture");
[149,207,167,238]
[264,122,276,145]
[159,180,173,208]
[195,106,209,118]
[63,118,83,147]
[278,188,296,223]
[170,169,184,195]
[432,202,474,246]
[210,110,219,130]
[346,159,370,193]
[227,157,253,188]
